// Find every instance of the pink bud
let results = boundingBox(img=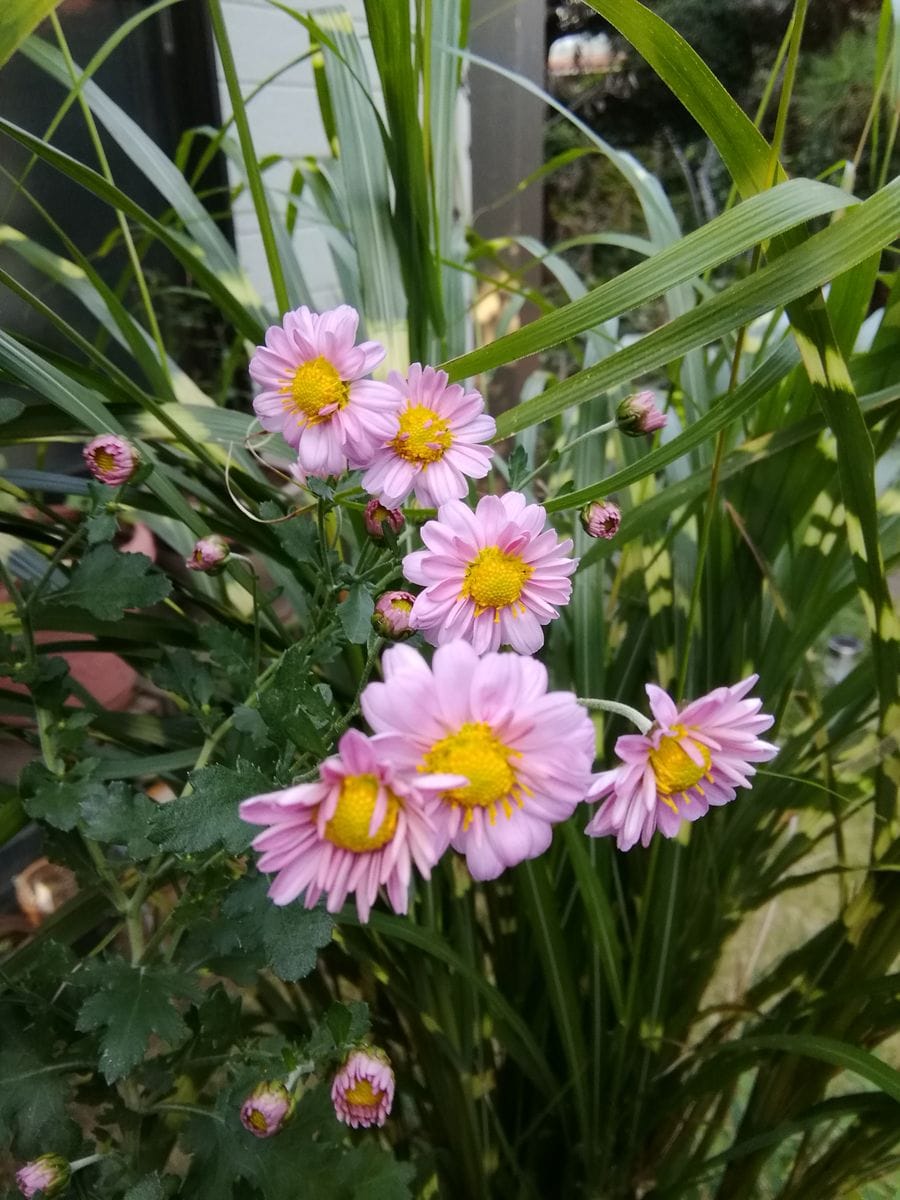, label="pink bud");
[580,499,621,540]
[16,1154,71,1198]
[372,591,416,640]
[331,1046,394,1129]
[185,535,229,573]
[364,498,404,540]
[615,391,667,437]
[239,1081,295,1138]
[83,434,140,486]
